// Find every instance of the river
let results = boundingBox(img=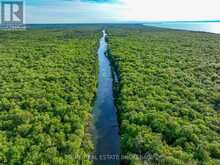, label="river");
[92,30,120,165]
